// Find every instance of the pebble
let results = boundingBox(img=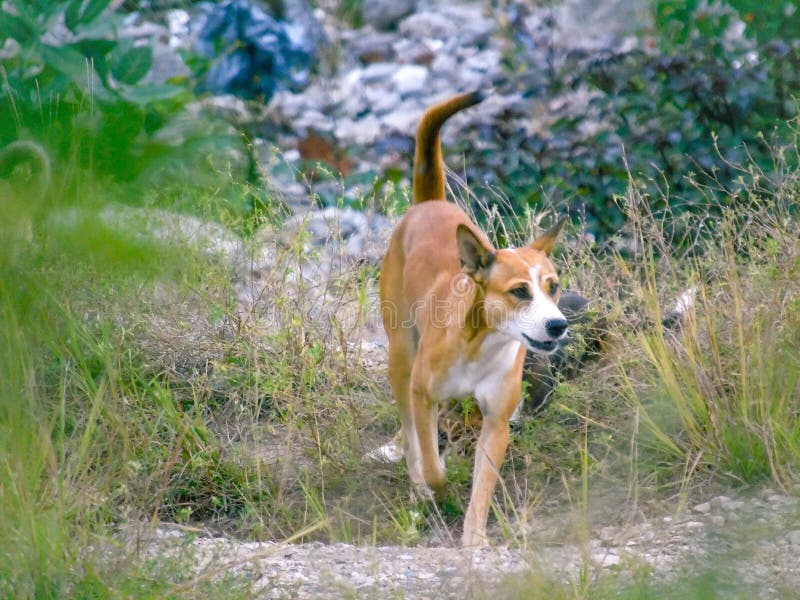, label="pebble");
[768,494,790,505]
[398,11,458,40]
[361,0,416,31]
[591,551,621,567]
[392,64,429,96]
[123,479,800,600]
